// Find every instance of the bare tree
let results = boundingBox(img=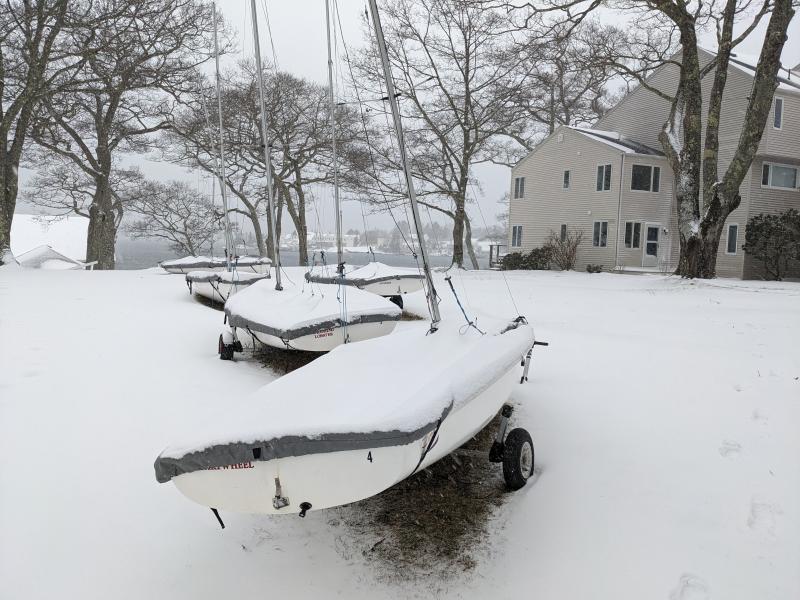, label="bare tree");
[165,64,359,265]
[28,0,218,269]
[125,179,224,256]
[509,0,795,278]
[350,0,529,268]
[0,0,72,263]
